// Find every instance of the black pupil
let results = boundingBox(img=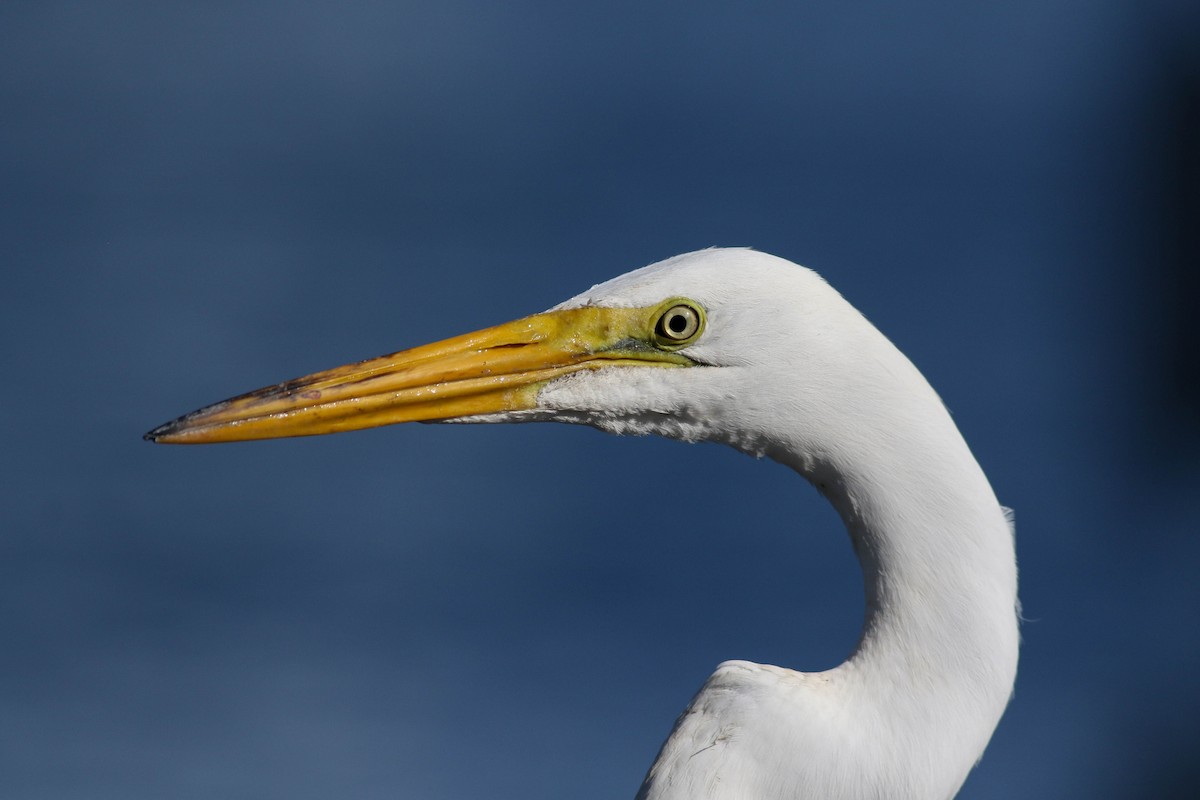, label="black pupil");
[668,313,688,334]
